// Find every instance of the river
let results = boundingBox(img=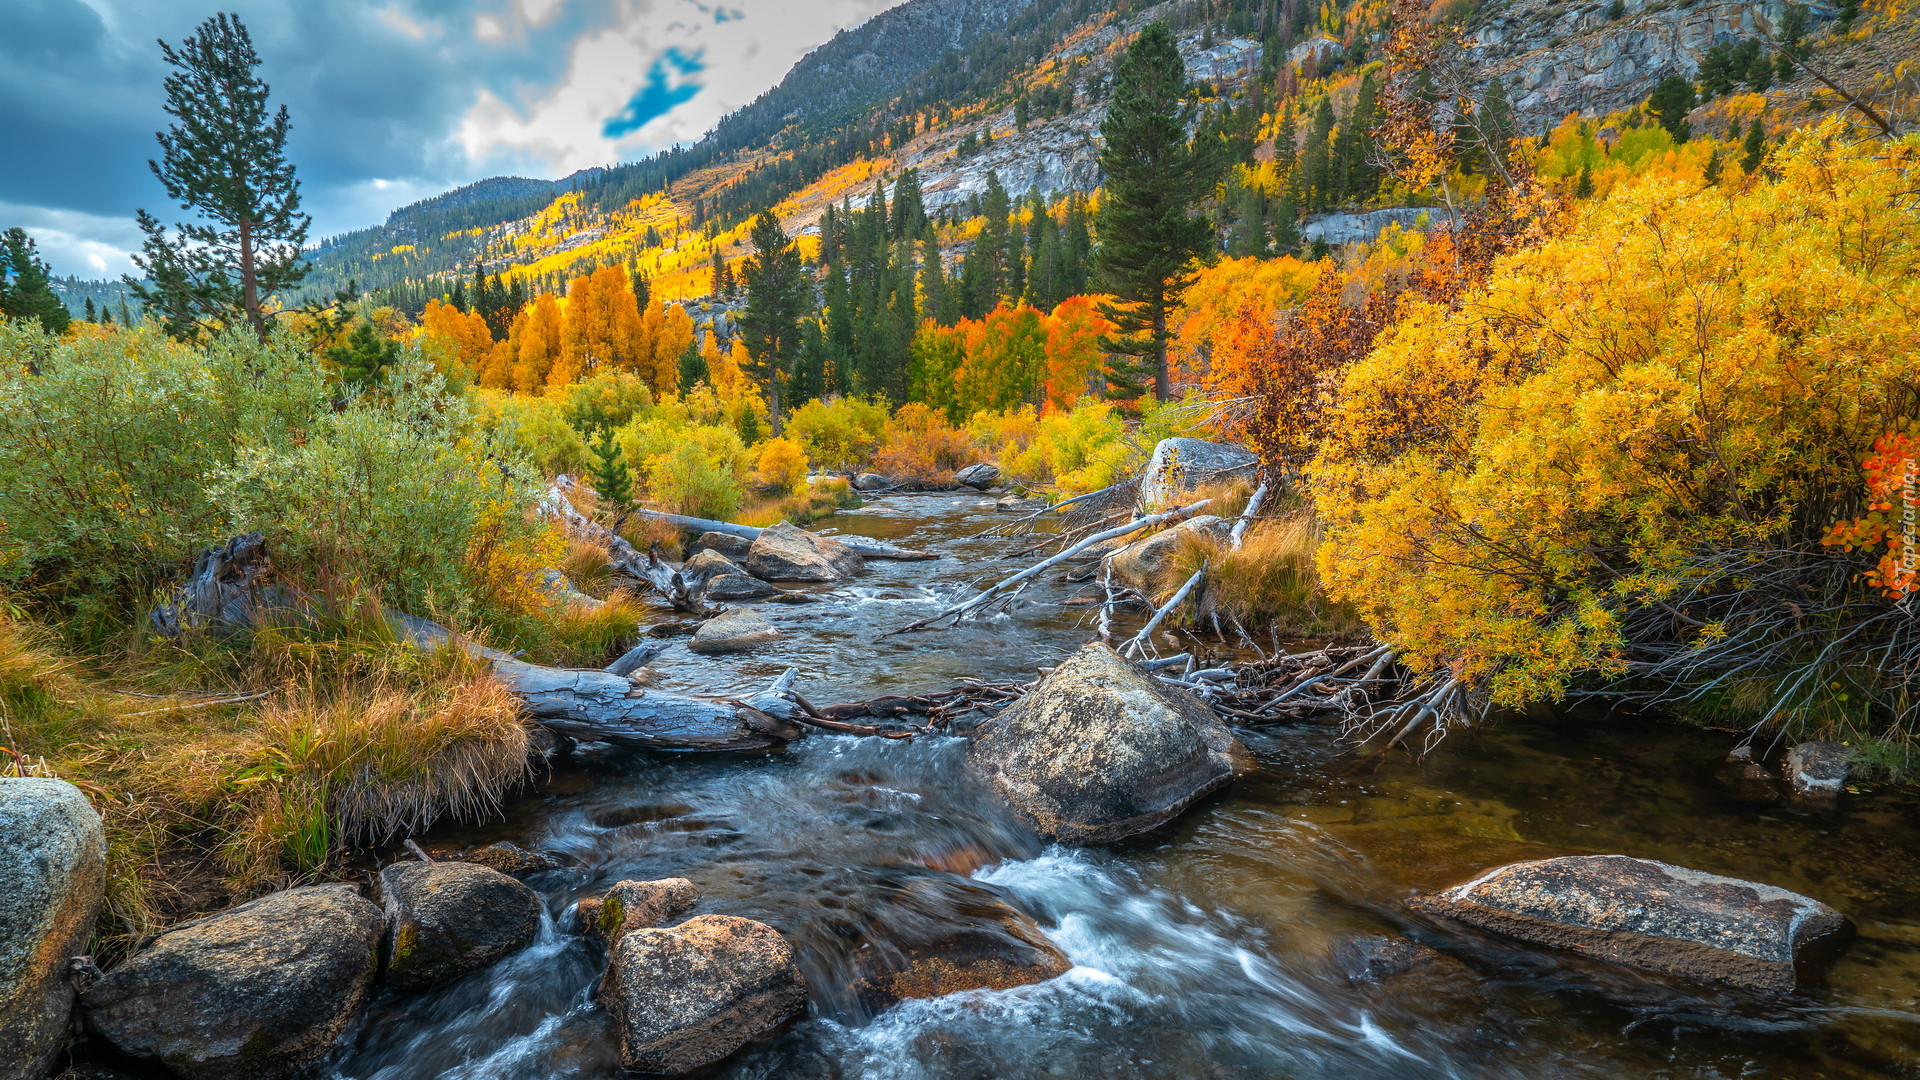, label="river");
[331,494,1920,1079]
